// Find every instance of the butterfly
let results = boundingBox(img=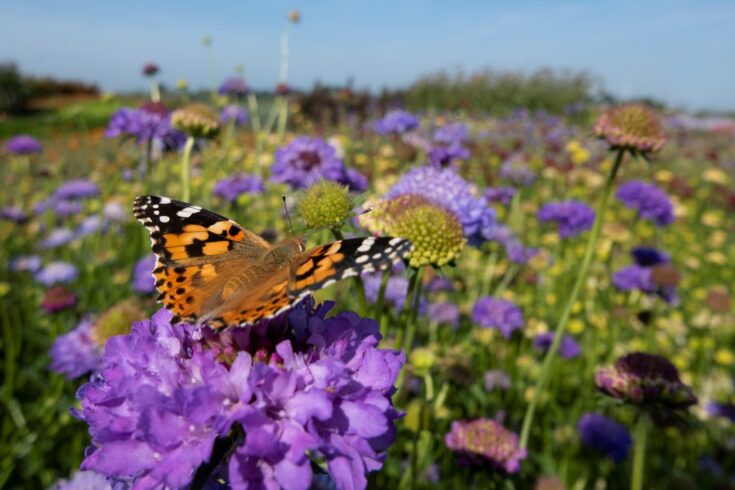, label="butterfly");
[133,195,412,329]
